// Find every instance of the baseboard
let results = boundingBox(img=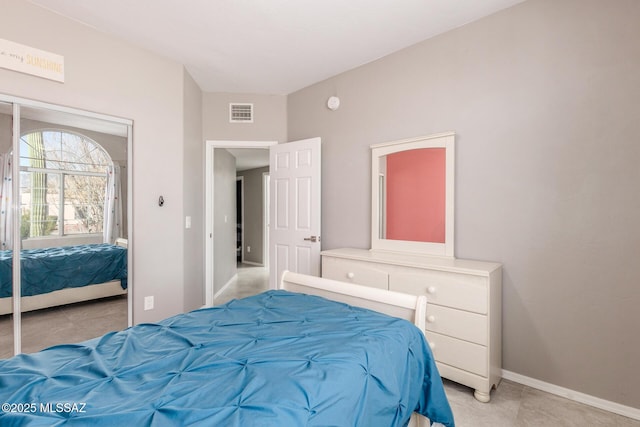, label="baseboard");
[241,260,263,267]
[213,273,238,300]
[502,370,640,421]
